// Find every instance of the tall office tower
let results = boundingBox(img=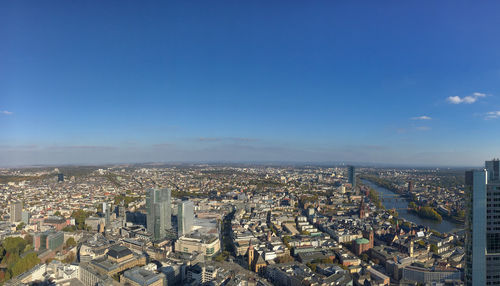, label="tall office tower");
[22,211,30,225]
[465,159,500,286]
[348,166,356,189]
[177,199,194,236]
[146,188,172,241]
[118,200,126,218]
[10,201,22,223]
[57,173,64,182]
[407,181,413,193]
[103,203,111,226]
